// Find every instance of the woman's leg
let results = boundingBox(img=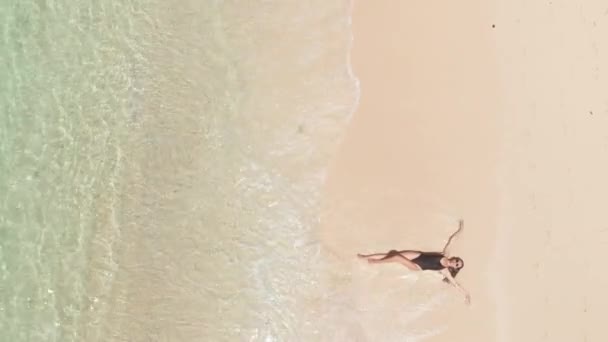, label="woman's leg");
[358,250,421,261]
[357,252,389,259]
[357,249,402,260]
[368,253,421,271]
